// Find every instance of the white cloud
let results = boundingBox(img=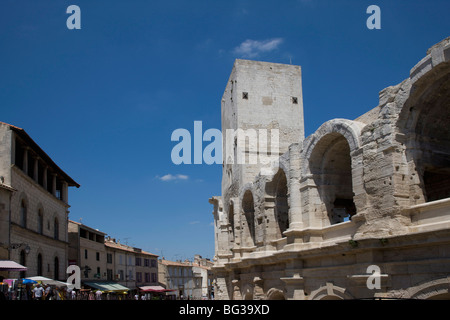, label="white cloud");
[233,38,284,58]
[158,174,189,182]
